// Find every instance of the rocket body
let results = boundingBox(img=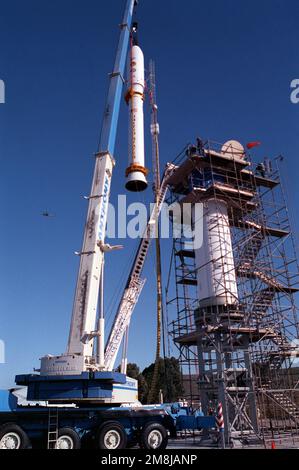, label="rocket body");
[125,45,148,192]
